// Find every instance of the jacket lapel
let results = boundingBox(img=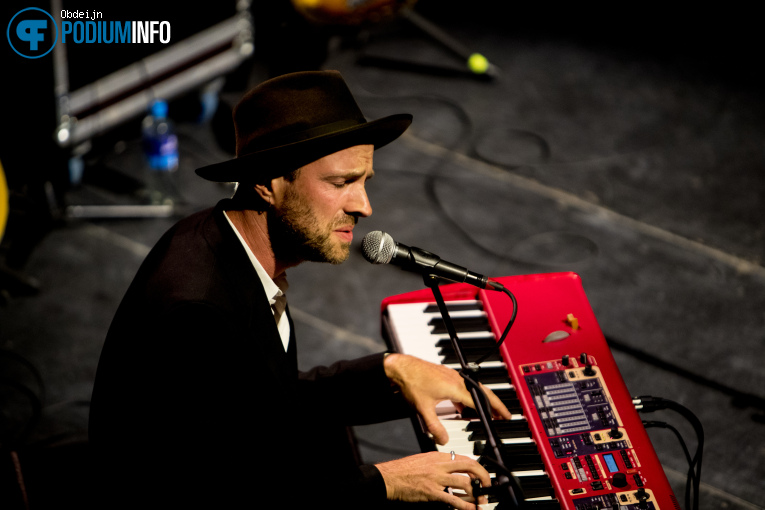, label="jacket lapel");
[202,201,297,381]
